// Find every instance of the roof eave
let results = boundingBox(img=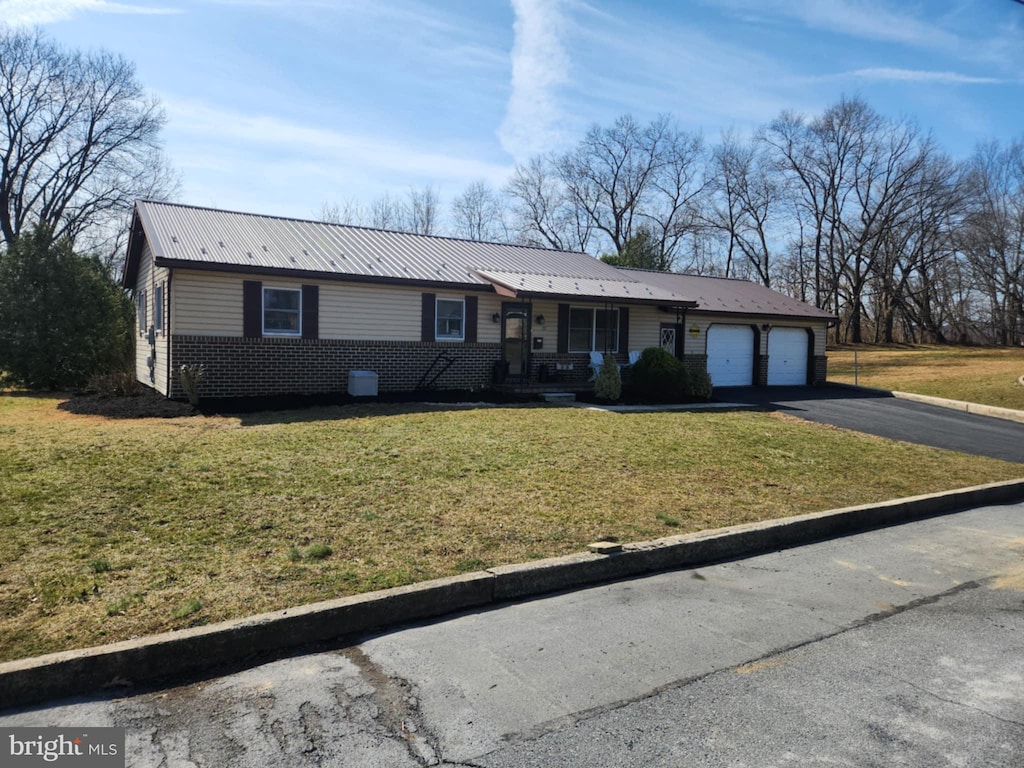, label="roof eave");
[152,258,495,293]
